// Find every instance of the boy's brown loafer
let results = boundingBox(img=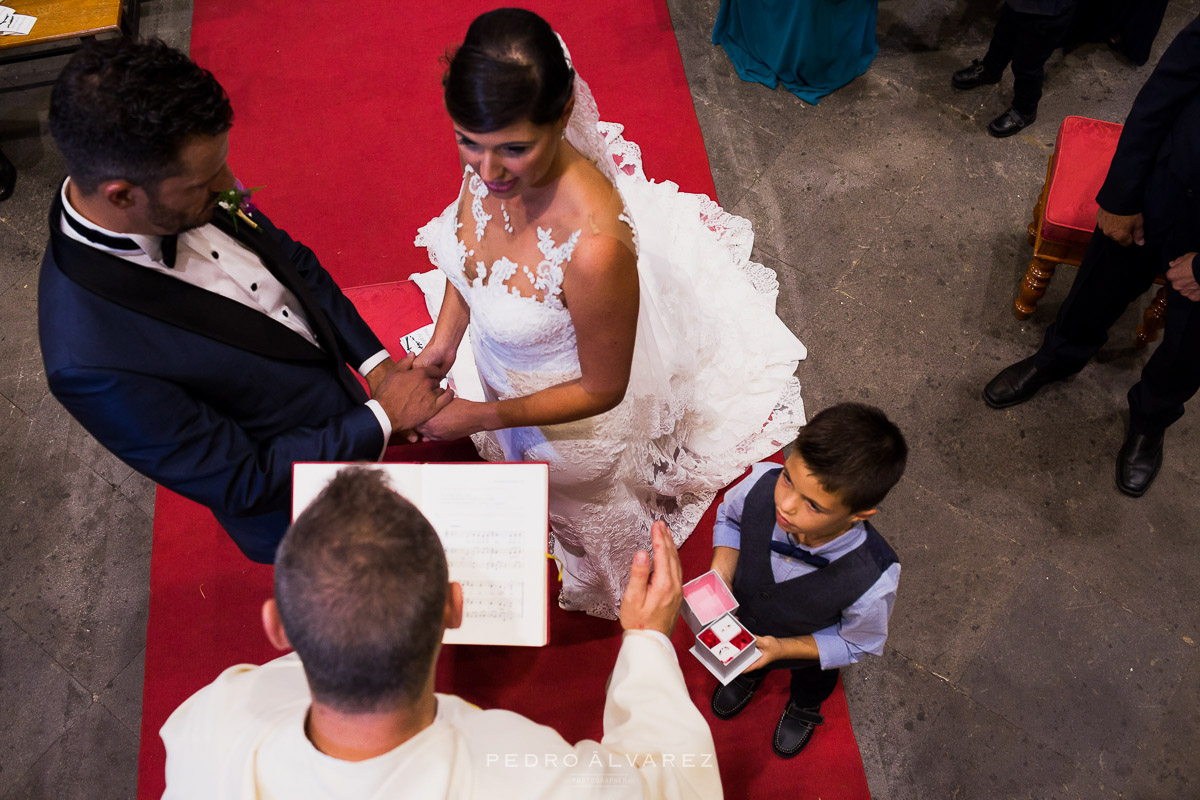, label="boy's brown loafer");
[711,672,765,720]
[772,702,824,758]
